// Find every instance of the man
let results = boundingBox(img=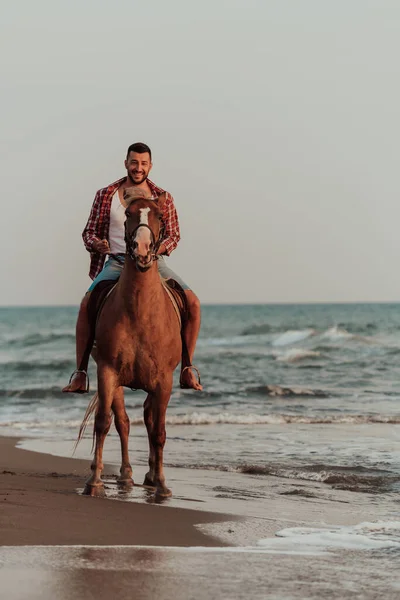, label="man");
[63,142,202,392]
